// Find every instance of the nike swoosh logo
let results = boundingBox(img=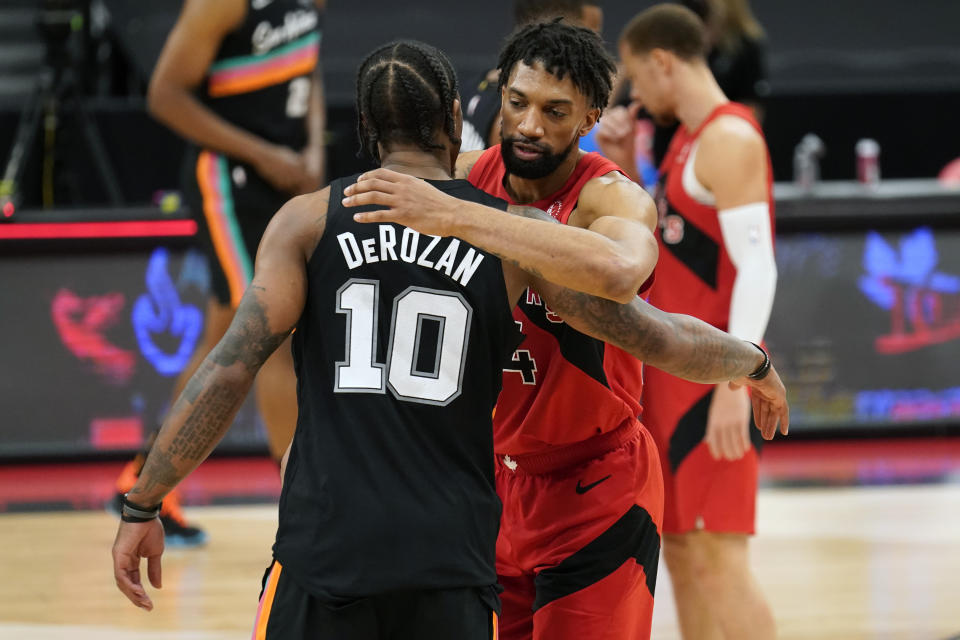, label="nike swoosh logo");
[575,475,612,494]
